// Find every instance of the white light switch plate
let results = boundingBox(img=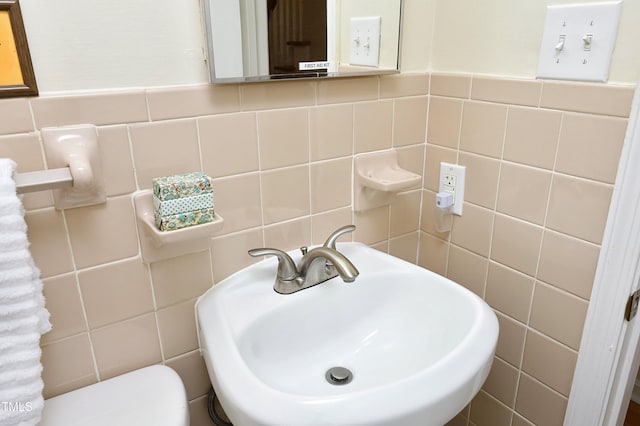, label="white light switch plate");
[536,1,622,82]
[349,17,381,67]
